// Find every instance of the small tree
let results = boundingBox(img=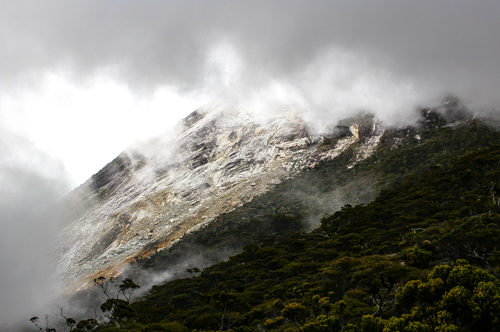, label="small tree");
[29,315,56,332]
[281,302,309,325]
[60,308,76,331]
[30,276,141,332]
[118,278,140,303]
